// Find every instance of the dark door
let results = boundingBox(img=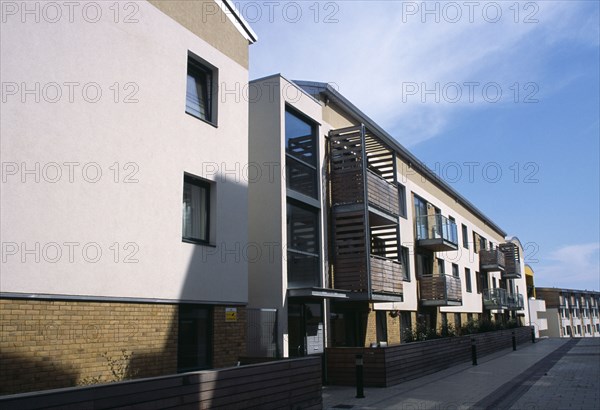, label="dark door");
[288,302,323,356]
